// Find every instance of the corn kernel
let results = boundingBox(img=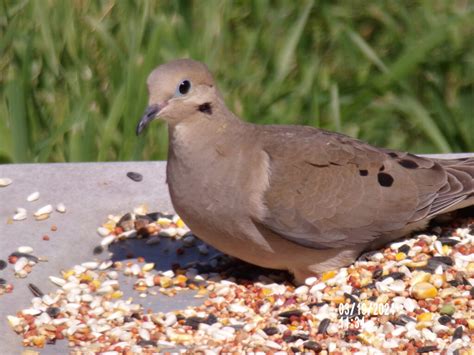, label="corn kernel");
[441,245,451,255]
[176,218,186,228]
[321,270,336,282]
[410,271,431,286]
[411,282,437,299]
[417,312,433,322]
[62,269,75,279]
[91,280,101,289]
[395,252,406,261]
[111,291,123,299]
[160,276,173,288]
